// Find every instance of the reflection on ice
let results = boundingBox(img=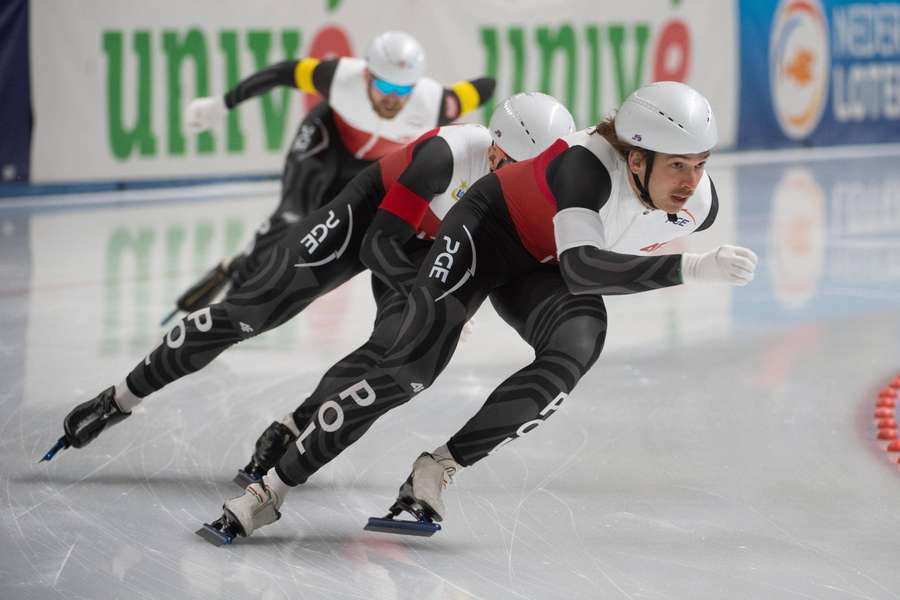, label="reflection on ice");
[3,148,900,599]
